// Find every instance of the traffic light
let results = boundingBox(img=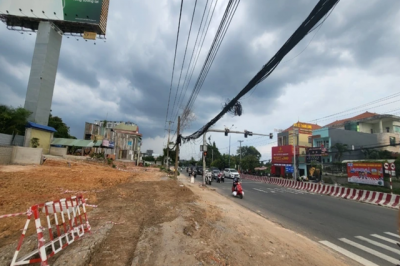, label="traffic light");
[244,130,253,138]
[224,128,229,136]
[203,151,207,157]
[269,133,273,139]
